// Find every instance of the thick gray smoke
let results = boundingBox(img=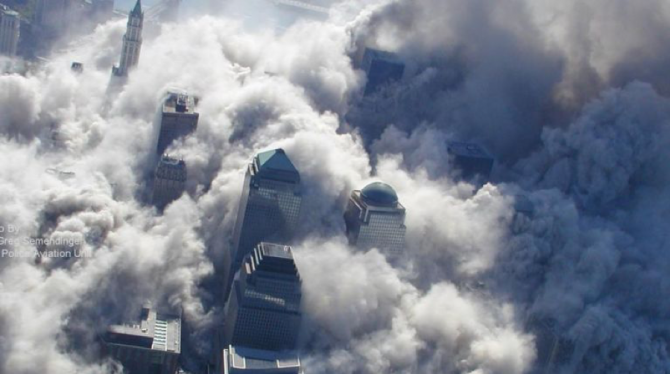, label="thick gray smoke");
[0,0,669,373]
